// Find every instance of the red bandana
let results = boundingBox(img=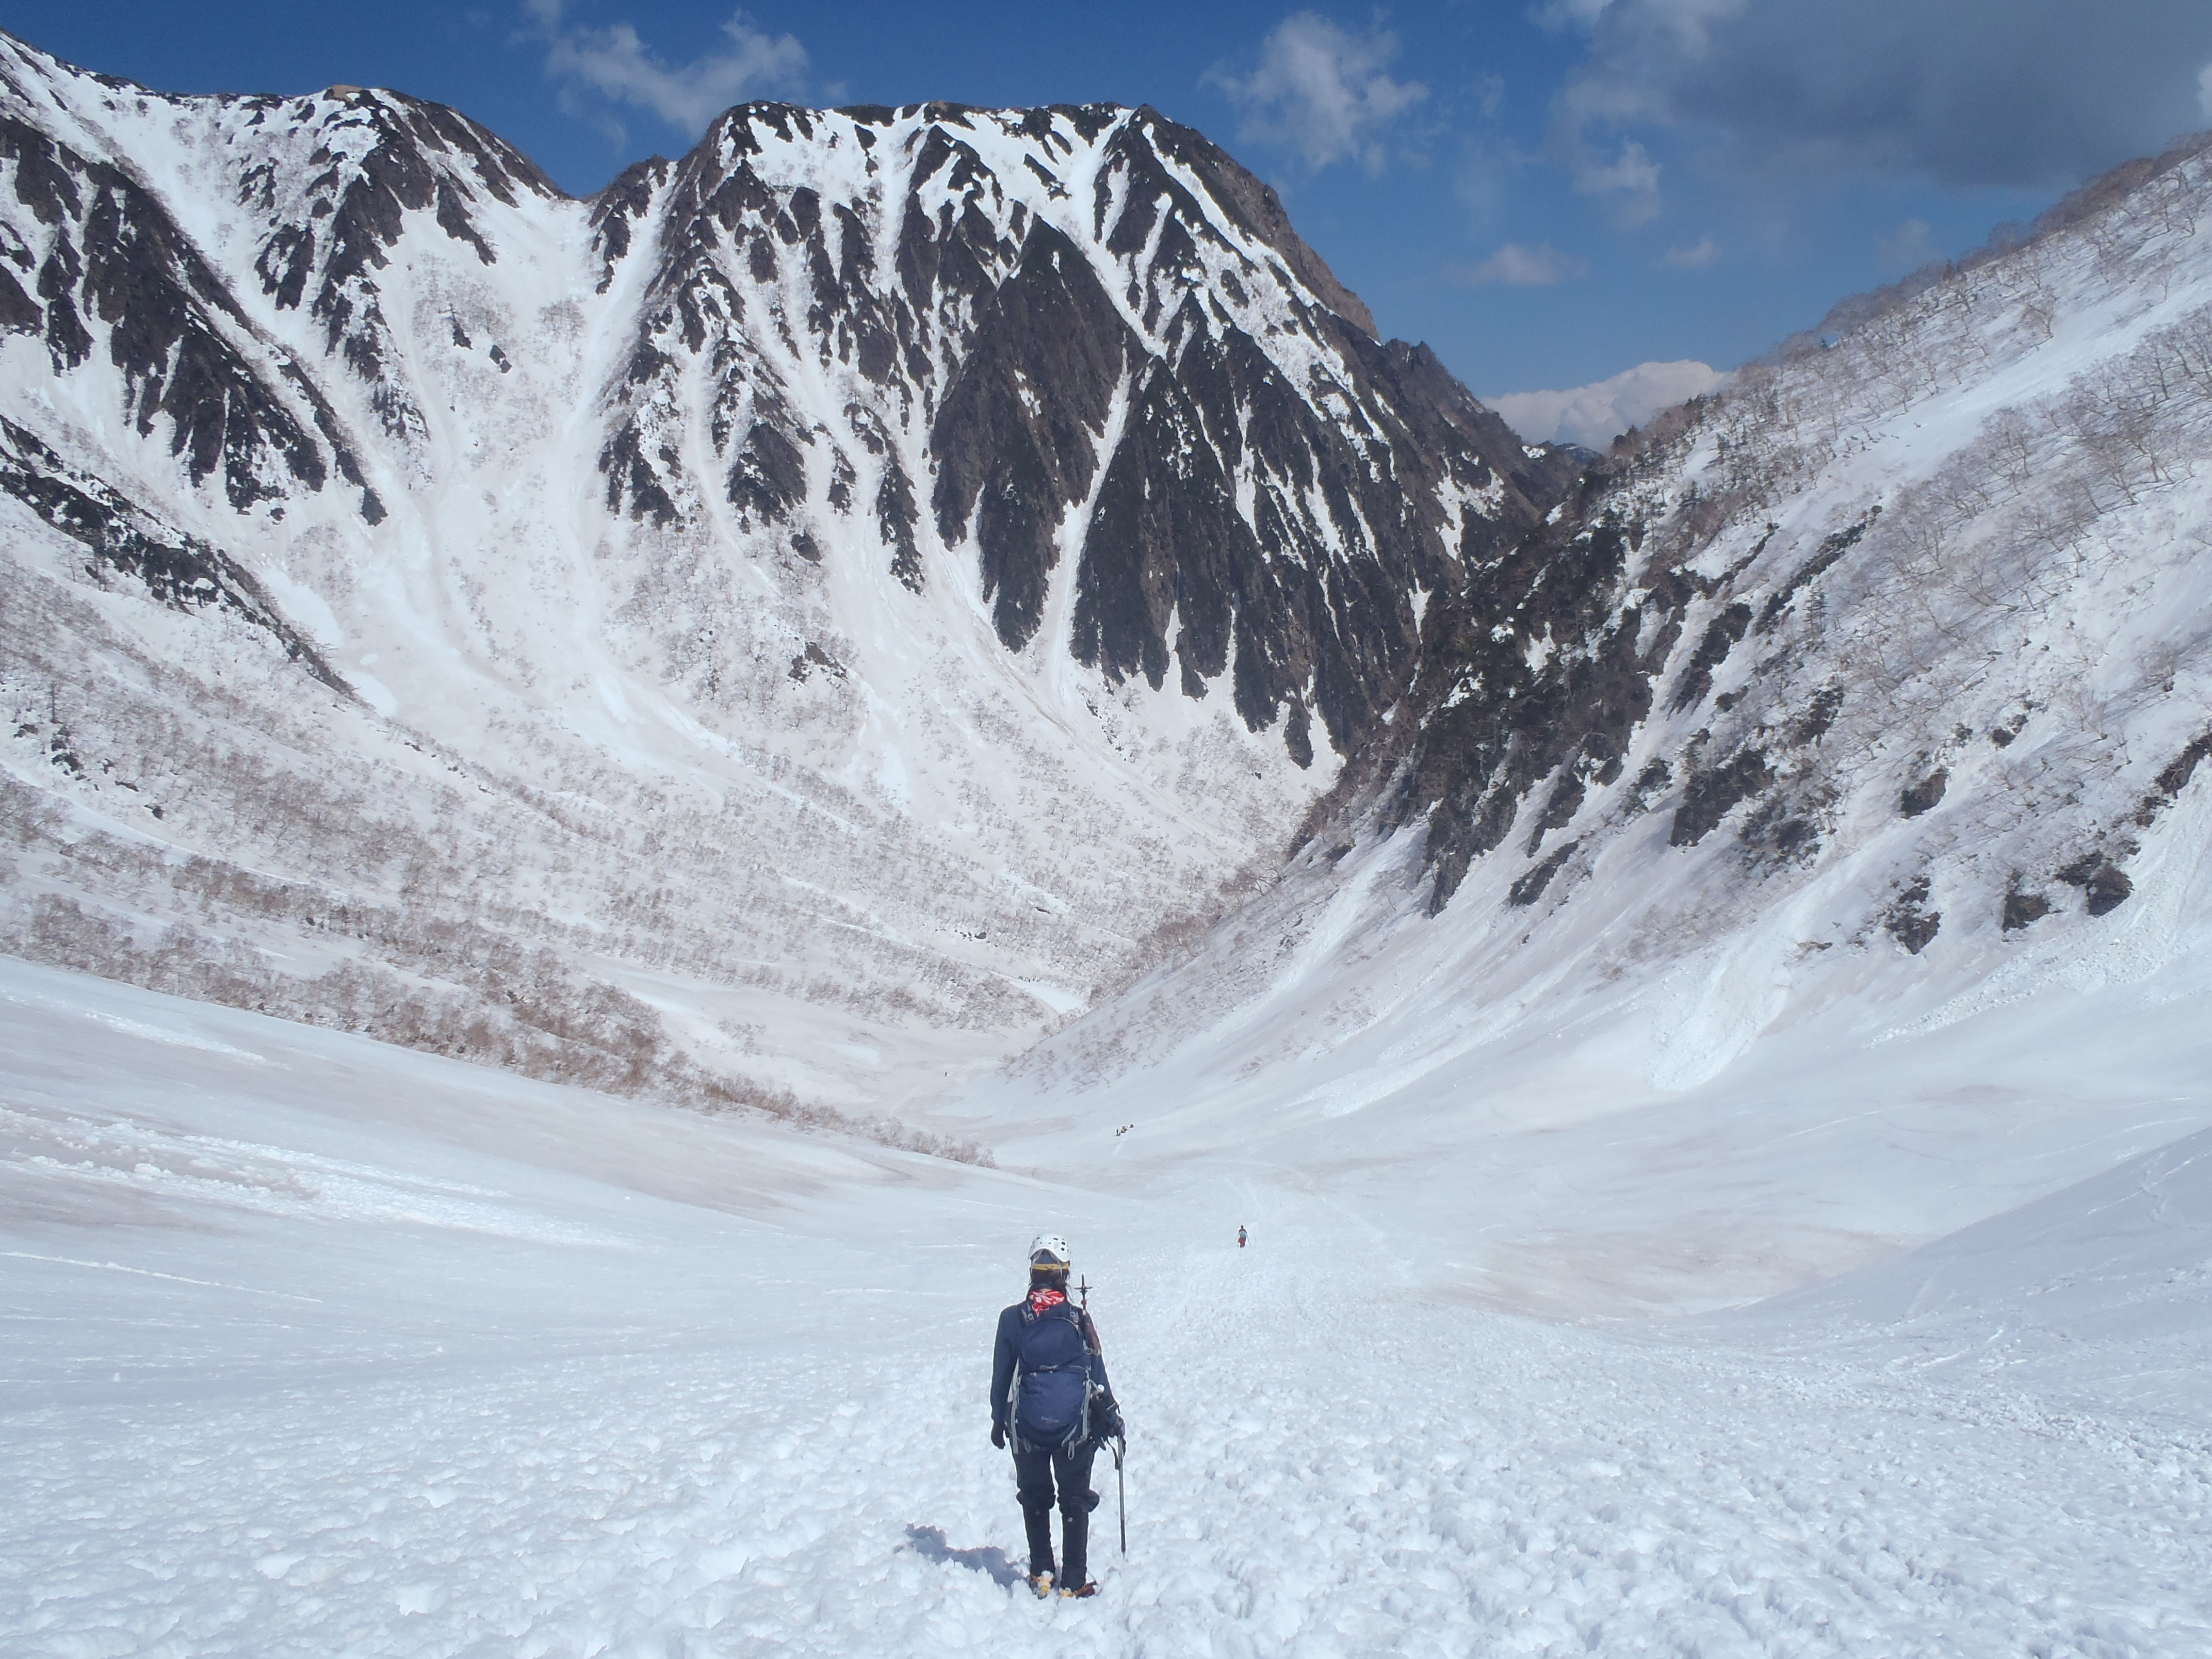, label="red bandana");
[1028,1287,1067,1314]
